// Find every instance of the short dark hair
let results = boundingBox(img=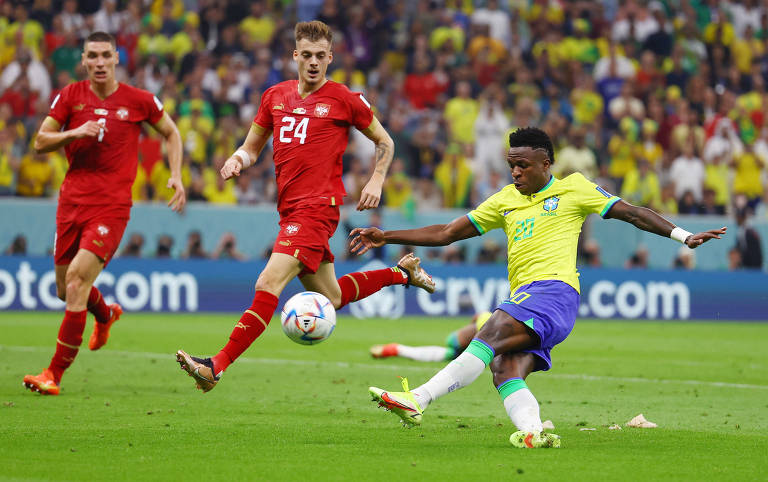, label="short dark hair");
[508,127,556,164]
[84,31,116,49]
[295,21,333,45]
